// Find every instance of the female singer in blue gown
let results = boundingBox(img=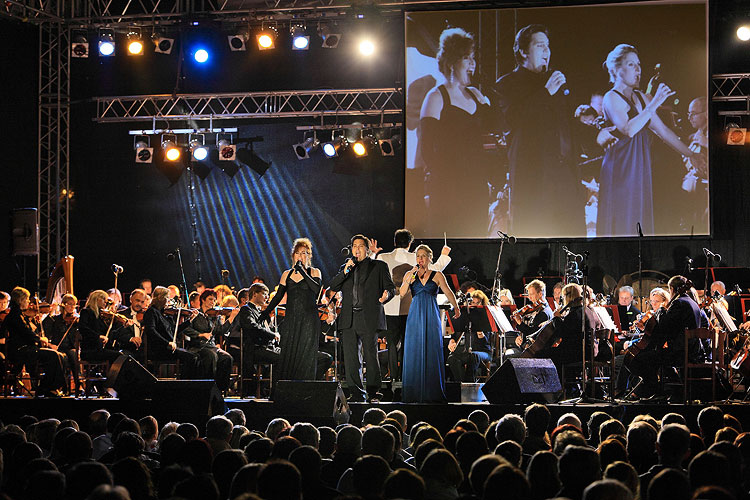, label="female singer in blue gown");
[401,245,460,403]
[597,44,705,237]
